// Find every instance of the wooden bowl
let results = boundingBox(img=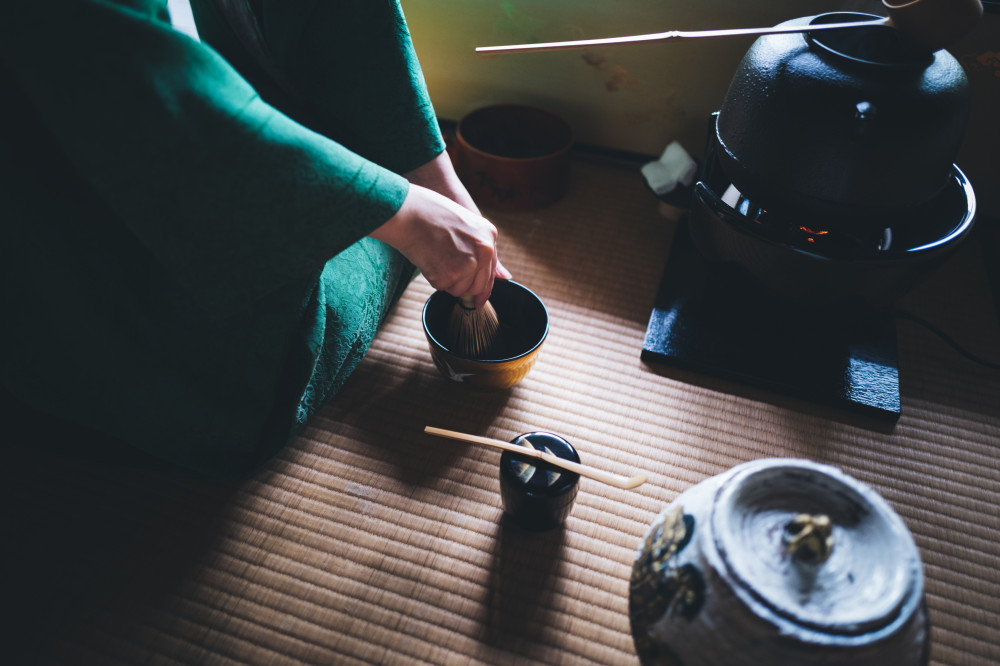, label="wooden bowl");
[422,280,548,390]
[452,104,573,211]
